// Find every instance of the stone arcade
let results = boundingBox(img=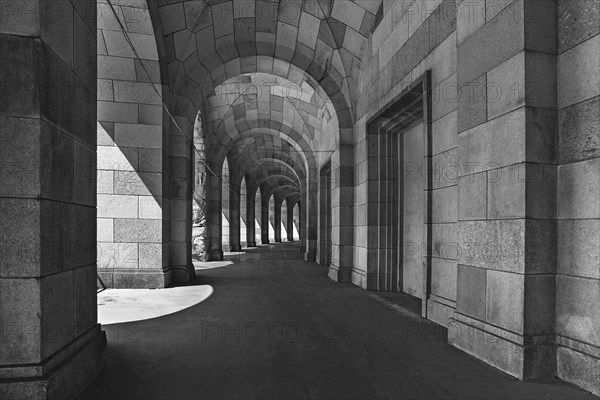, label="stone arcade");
[0,0,598,398]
